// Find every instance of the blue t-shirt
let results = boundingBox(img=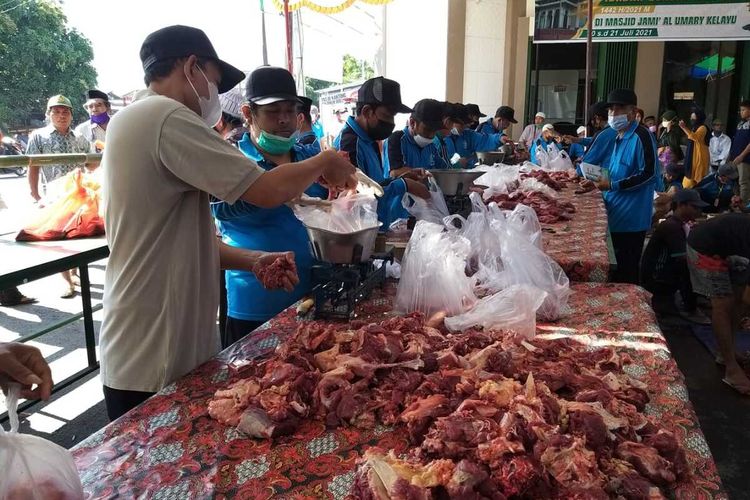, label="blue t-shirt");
[529,137,561,165]
[383,127,447,172]
[603,121,659,233]
[211,136,320,322]
[312,120,325,140]
[448,129,502,167]
[334,117,408,228]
